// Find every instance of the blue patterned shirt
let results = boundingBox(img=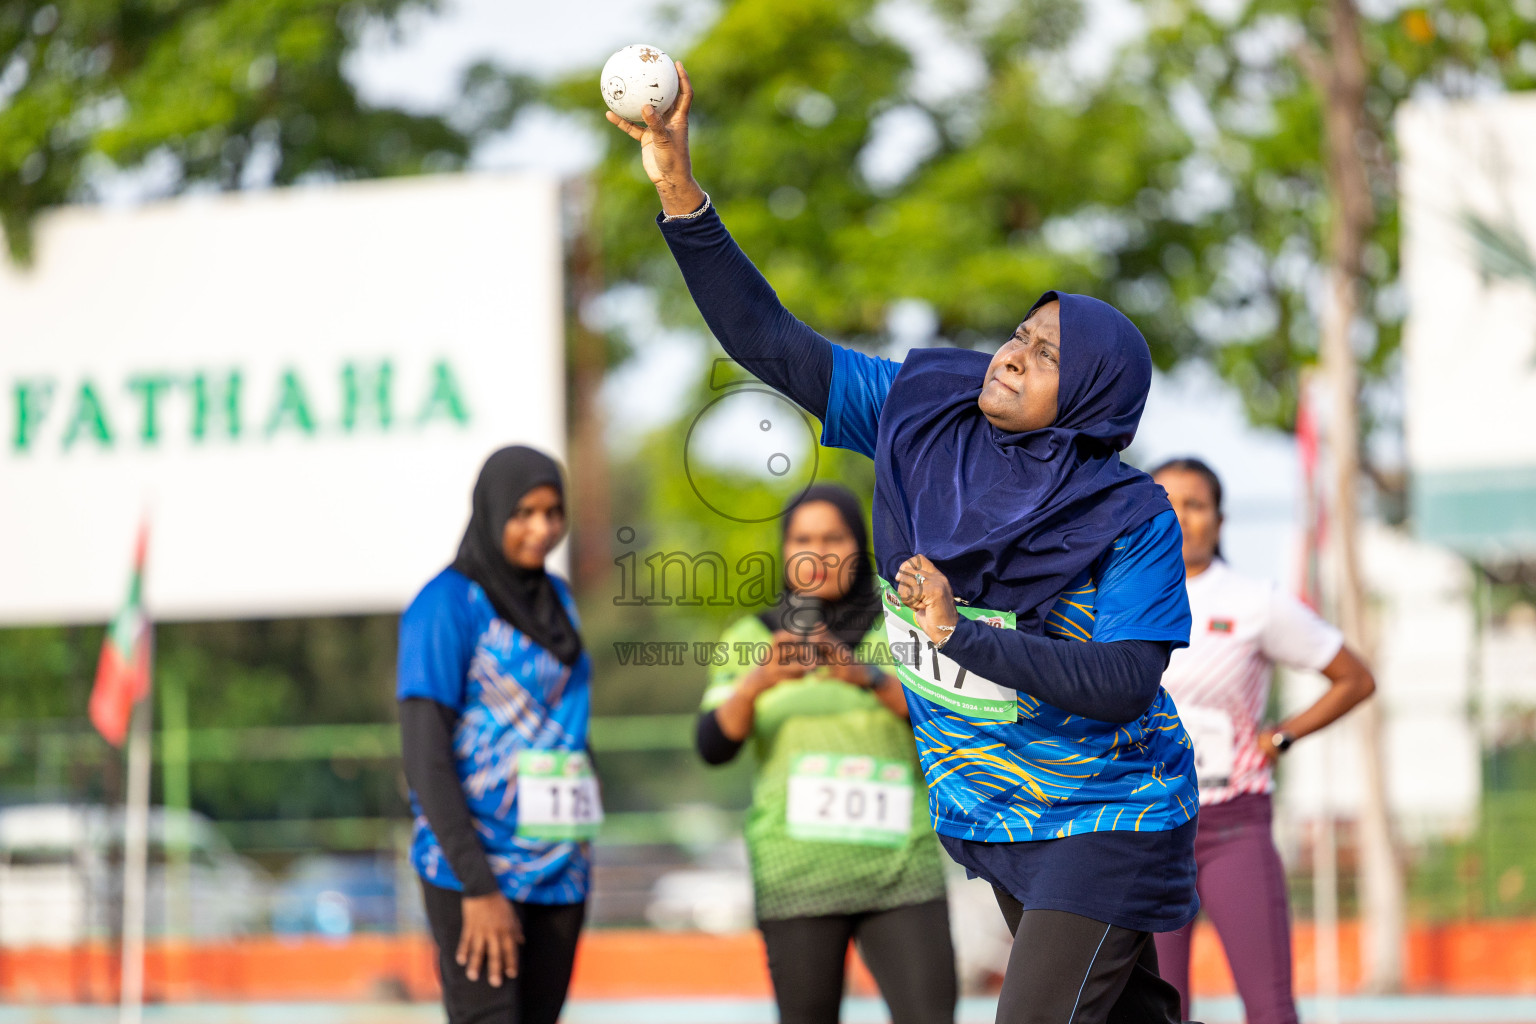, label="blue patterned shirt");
[823,345,1197,845]
[397,568,591,904]
[906,512,1198,843]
